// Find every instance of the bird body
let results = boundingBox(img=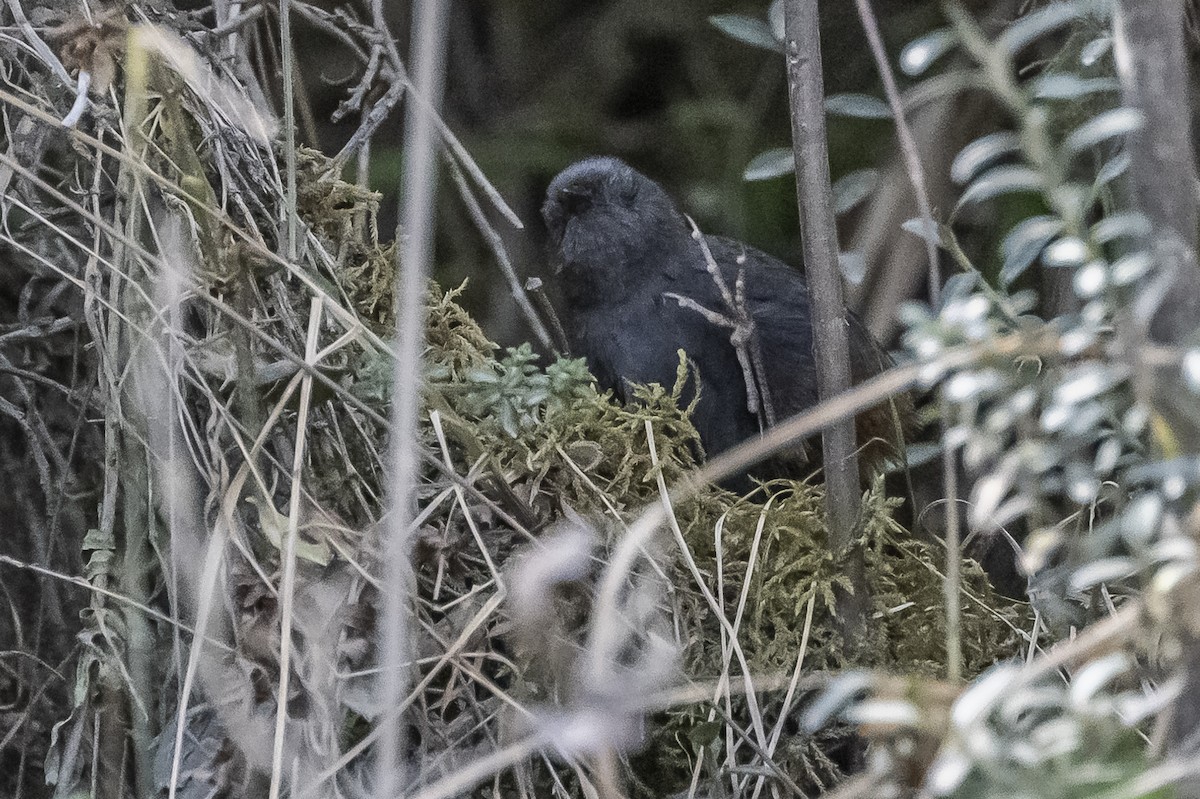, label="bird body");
[542,156,904,474]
